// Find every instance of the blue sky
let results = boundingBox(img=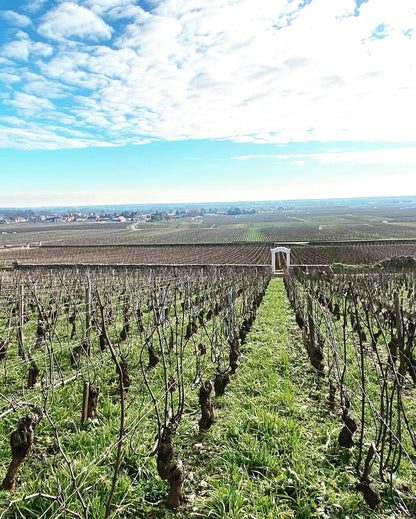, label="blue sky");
[0,0,415,207]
